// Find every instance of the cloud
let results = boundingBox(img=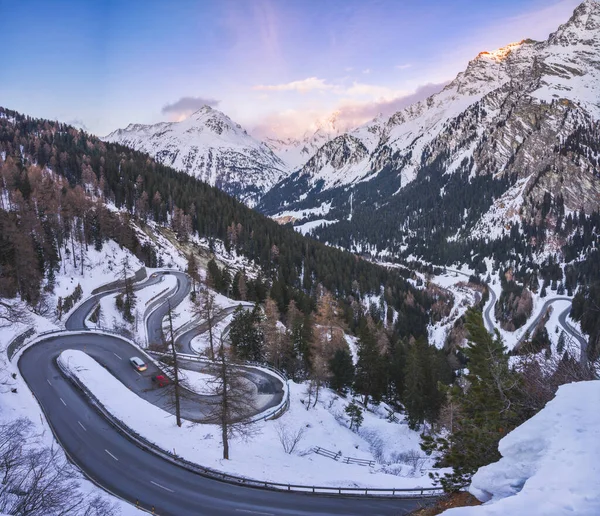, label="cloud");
[254,78,408,100]
[161,96,221,119]
[395,63,412,70]
[334,82,449,128]
[66,118,89,131]
[253,77,335,93]
[343,82,408,101]
[251,81,449,139]
[362,68,371,74]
